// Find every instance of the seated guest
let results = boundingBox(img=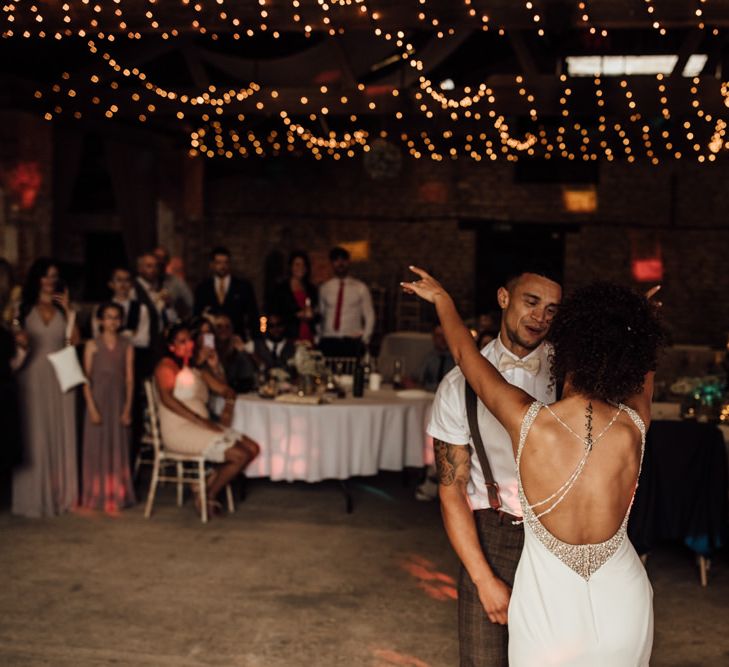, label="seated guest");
[189,316,226,383]
[154,323,260,516]
[214,314,257,393]
[318,246,375,358]
[250,313,296,372]
[194,246,259,339]
[476,310,500,350]
[416,325,456,392]
[268,250,318,344]
[153,246,194,320]
[476,328,497,351]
